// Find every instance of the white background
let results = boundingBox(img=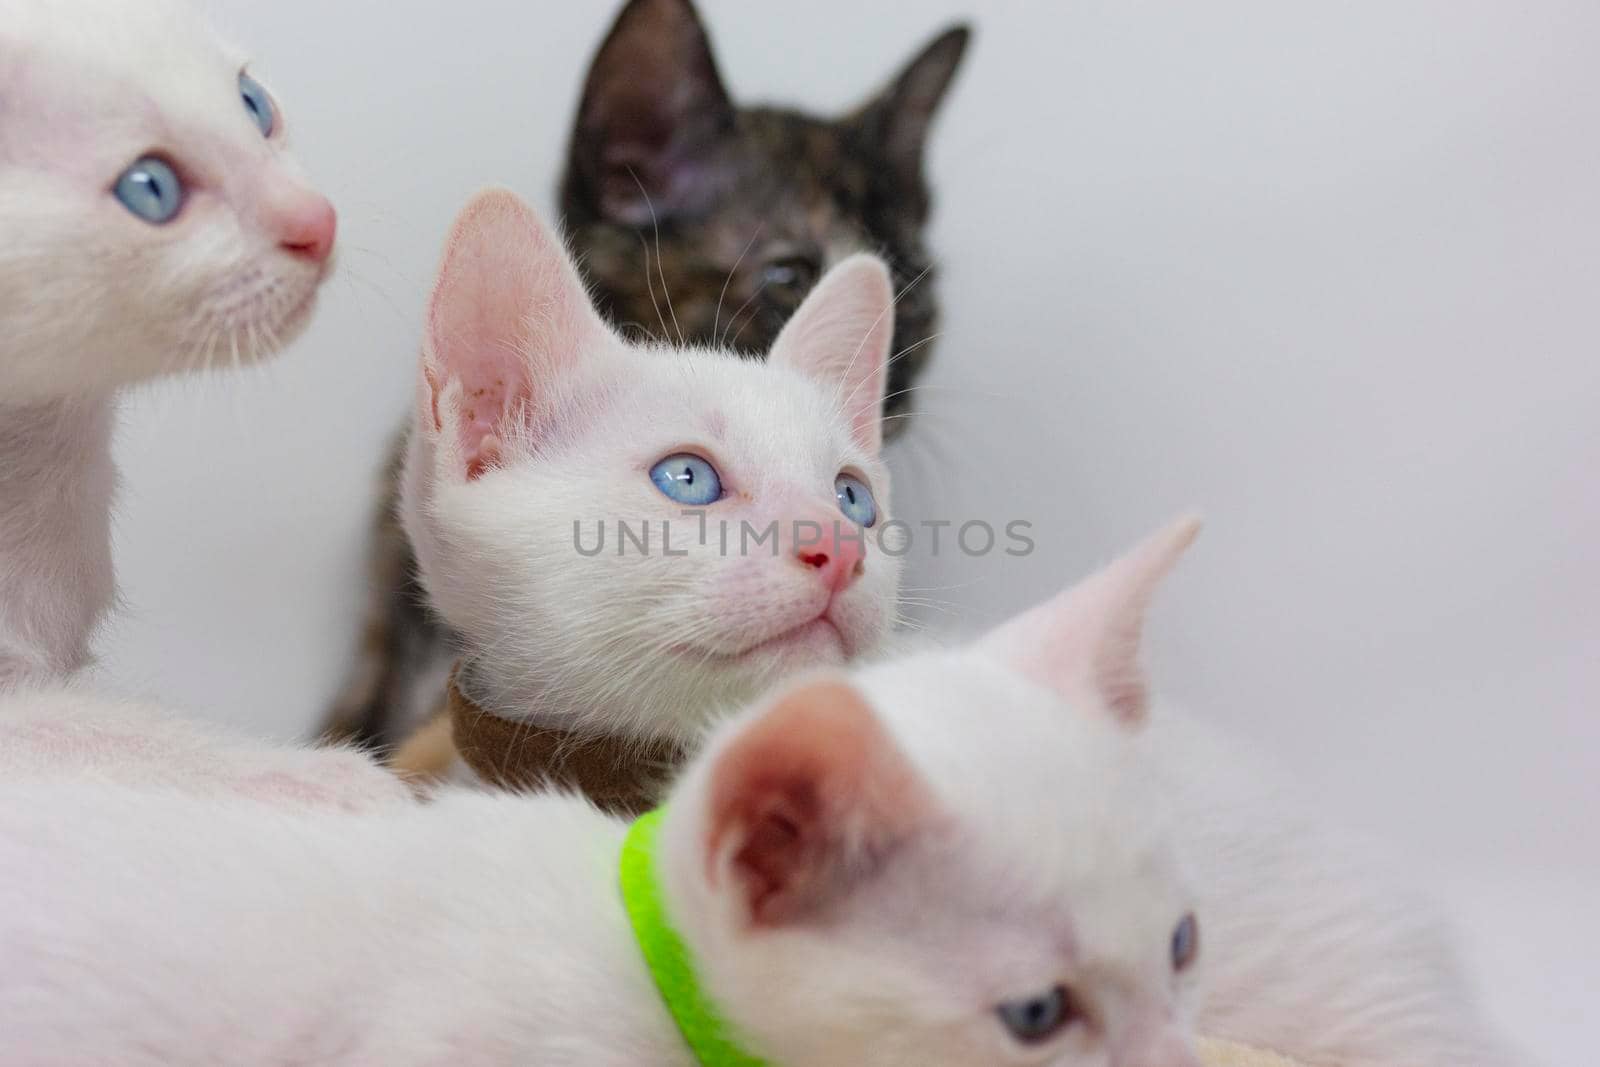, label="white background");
[102,3,1596,1062]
